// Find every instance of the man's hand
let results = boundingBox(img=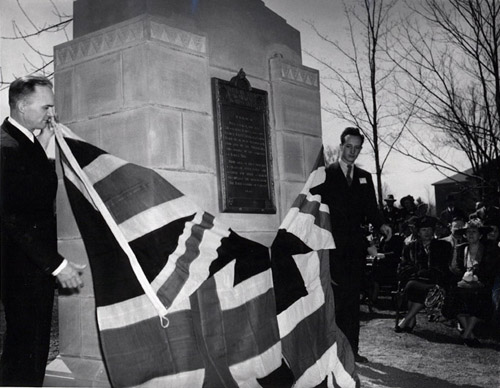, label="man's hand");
[56,261,87,289]
[36,117,55,151]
